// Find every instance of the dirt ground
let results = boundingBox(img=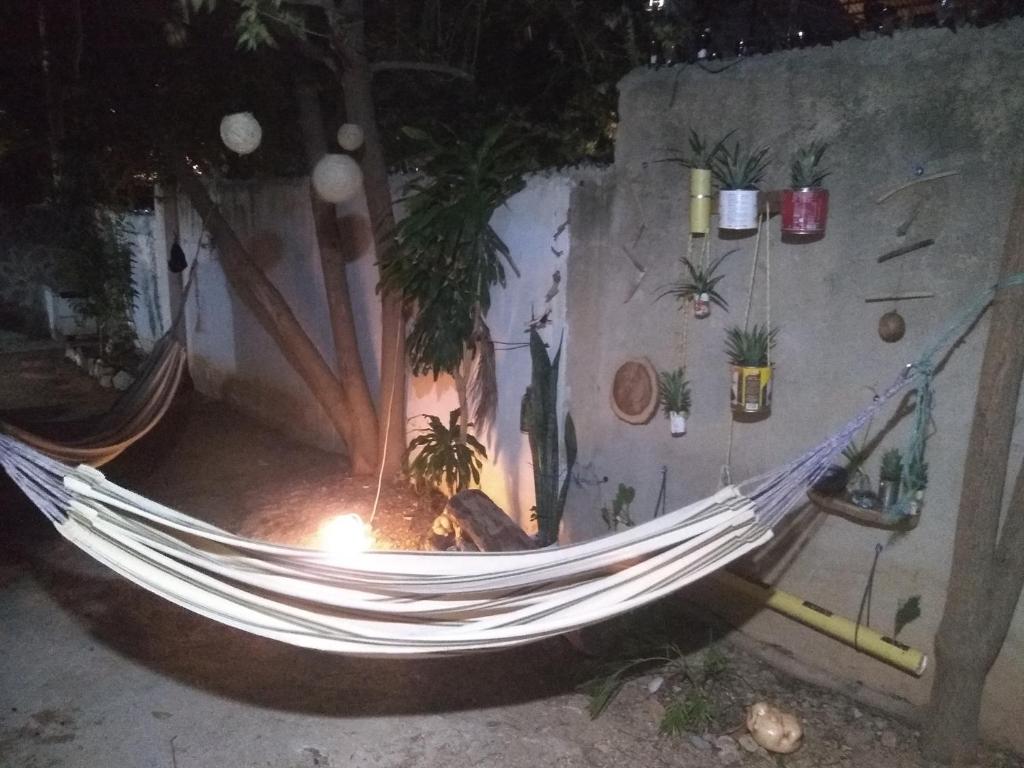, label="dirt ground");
[1,331,1020,768]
